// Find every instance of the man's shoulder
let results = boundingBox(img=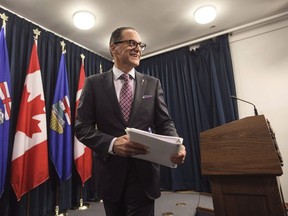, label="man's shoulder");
[87,70,112,81]
[136,71,159,82]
